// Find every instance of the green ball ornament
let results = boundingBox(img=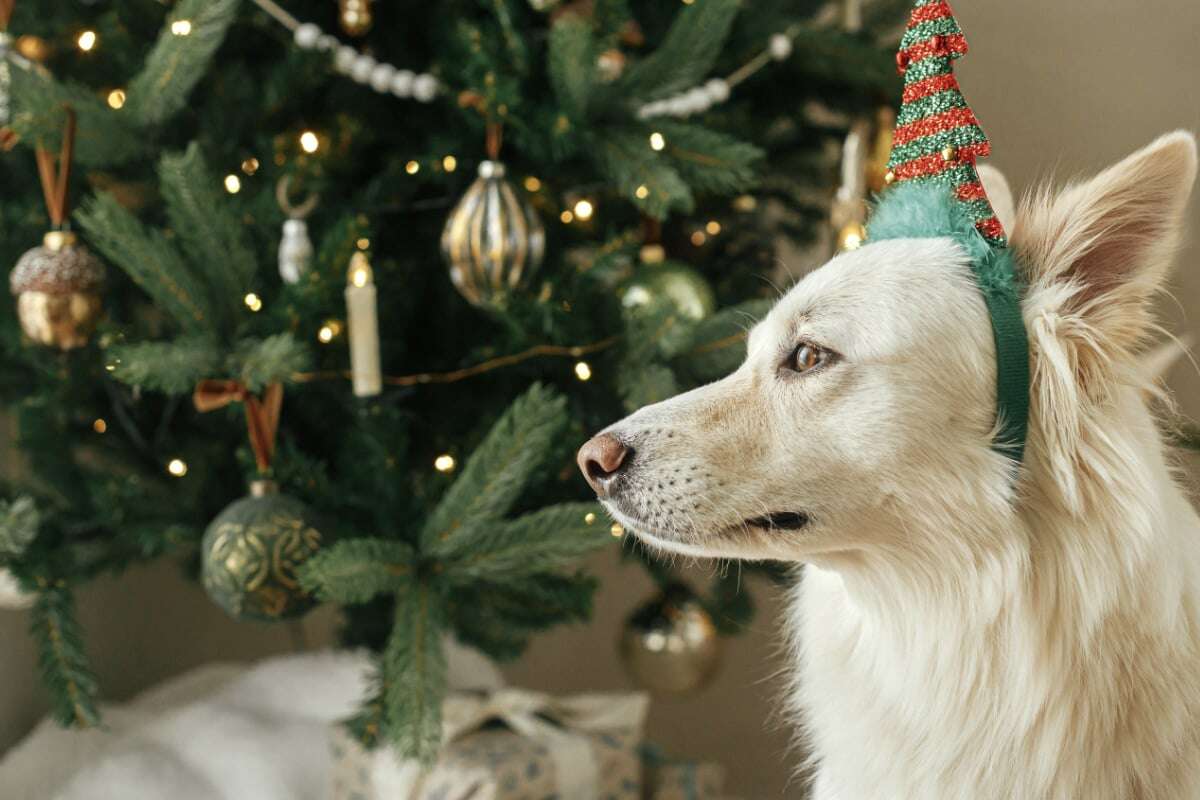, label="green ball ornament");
[620,260,716,322]
[202,480,325,622]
